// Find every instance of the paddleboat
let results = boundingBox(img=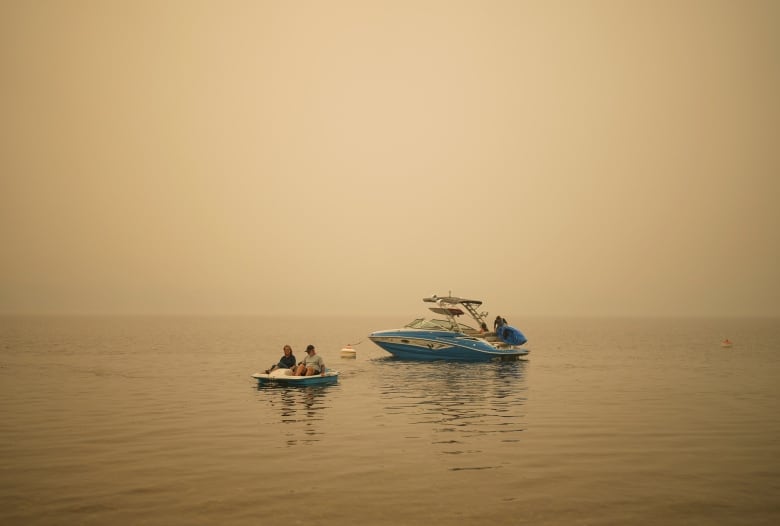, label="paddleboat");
[252,368,339,387]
